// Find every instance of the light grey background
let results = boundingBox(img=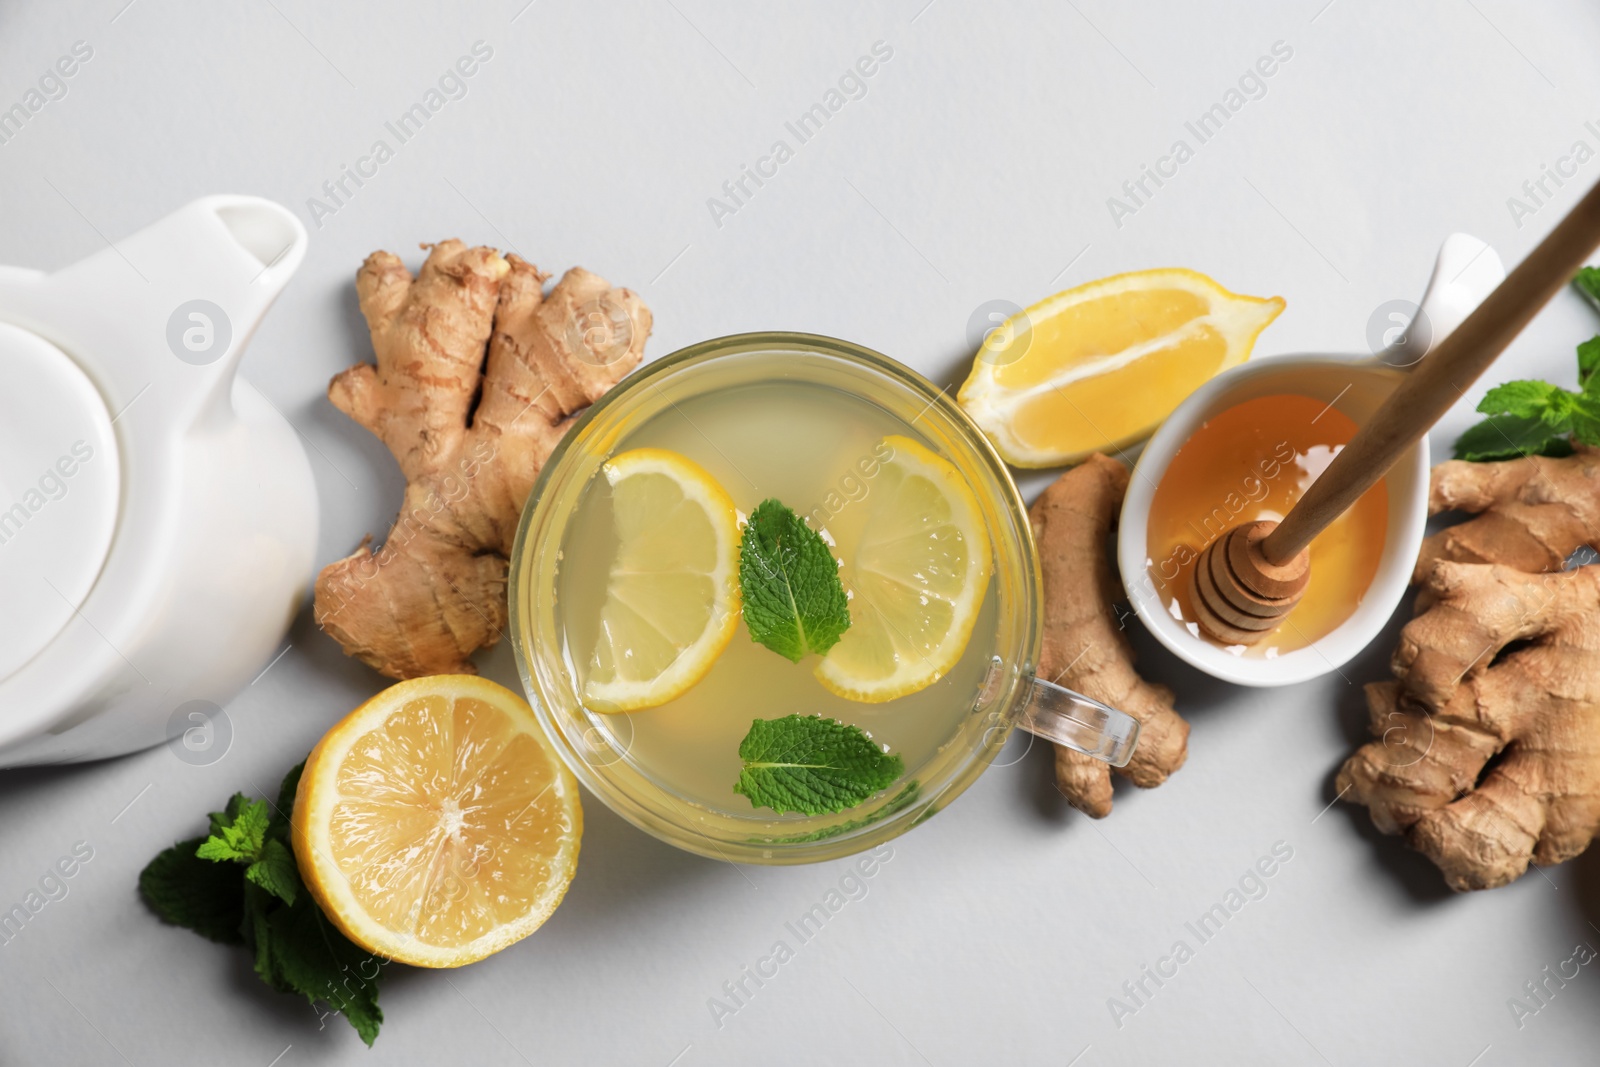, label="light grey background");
[3,1,1600,1064]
